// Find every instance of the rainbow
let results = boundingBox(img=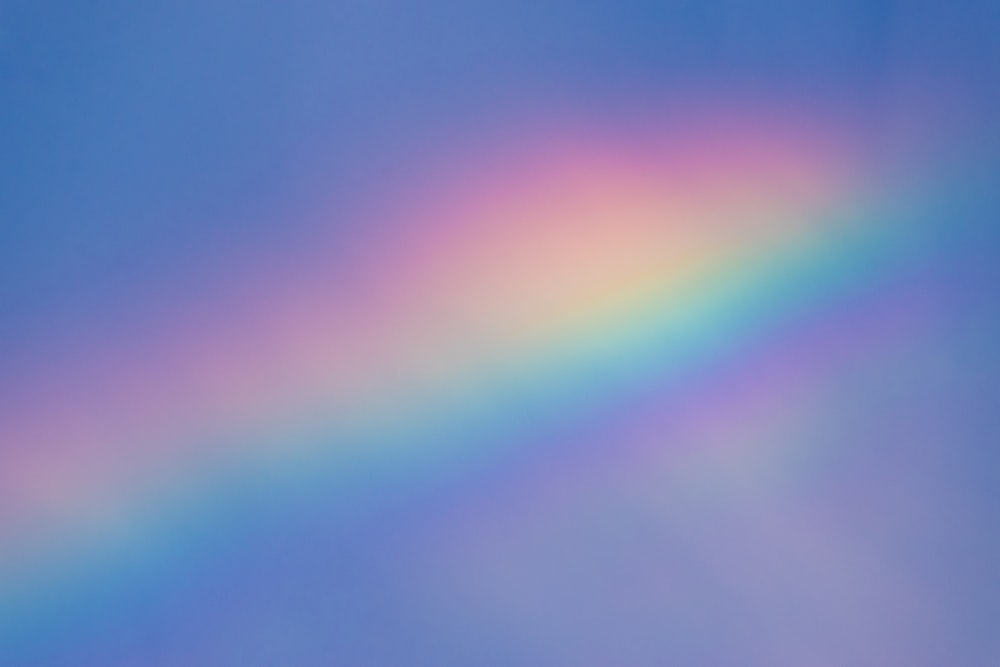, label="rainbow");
[0,103,919,619]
